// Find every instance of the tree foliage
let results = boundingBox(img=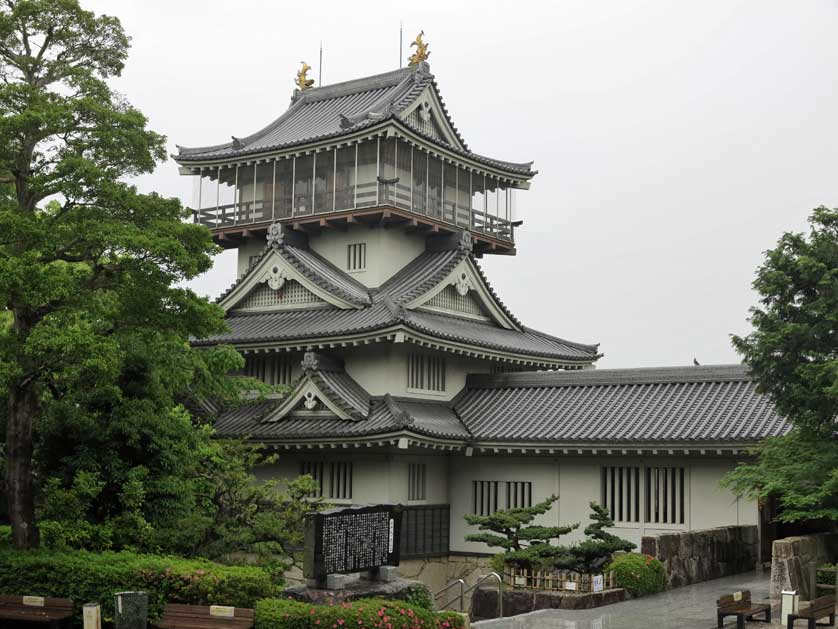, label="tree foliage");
[725,206,838,526]
[561,502,635,573]
[464,495,576,551]
[731,206,838,436]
